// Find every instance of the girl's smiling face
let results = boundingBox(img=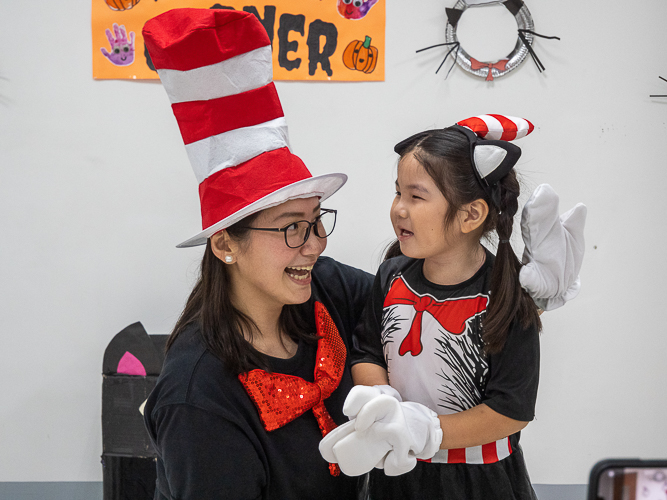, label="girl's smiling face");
[391,153,456,260]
